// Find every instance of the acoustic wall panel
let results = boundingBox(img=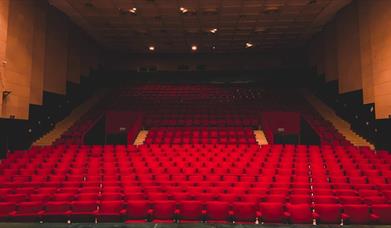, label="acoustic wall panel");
[357,0,374,104]
[323,20,339,82]
[336,1,362,94]
[2,0,34,119]
[0,0,10,115]
[44,6,69,95]
[369,1,391,119]
[30,0,48,105]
